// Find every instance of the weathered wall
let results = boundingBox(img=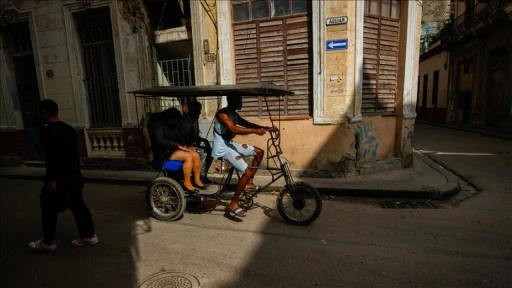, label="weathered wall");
[31,1,78,125]
[238,116,397,177]
[322,0,356,123]
[3,0,153,128]
[395,0,422,168]
[116,0,153,127]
